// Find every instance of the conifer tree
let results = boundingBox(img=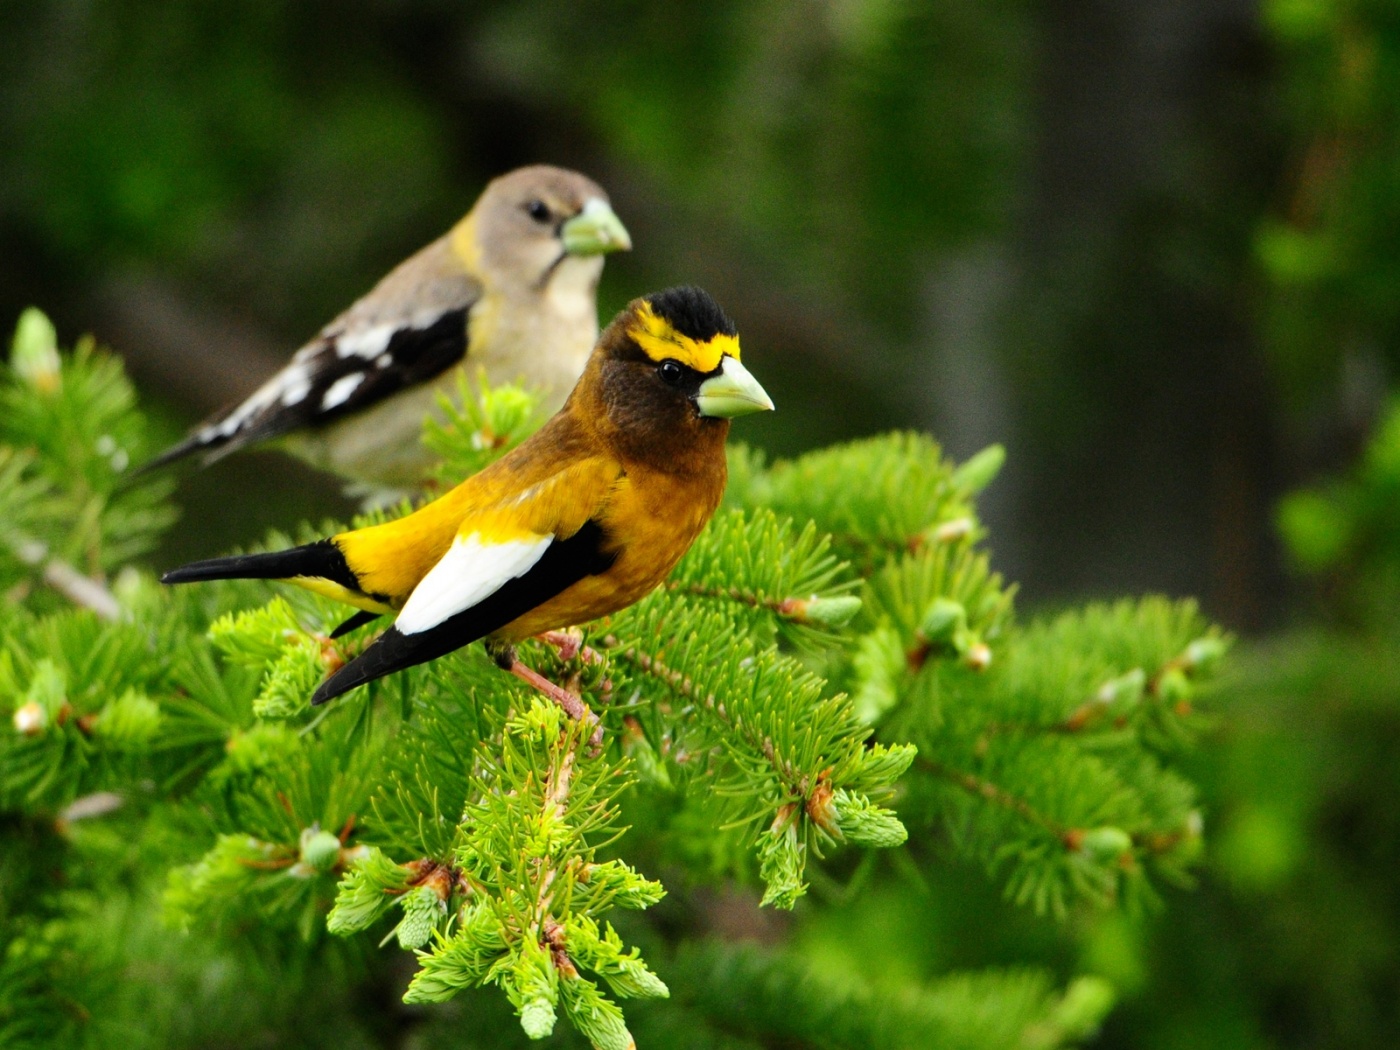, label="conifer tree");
[0,310,1224,1049]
